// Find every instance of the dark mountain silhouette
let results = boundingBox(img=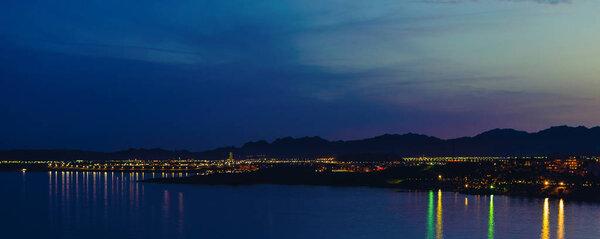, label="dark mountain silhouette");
[0,148,193,161]
[474,128,529,139]
[1,126,600,161]
[110,148,193,160]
